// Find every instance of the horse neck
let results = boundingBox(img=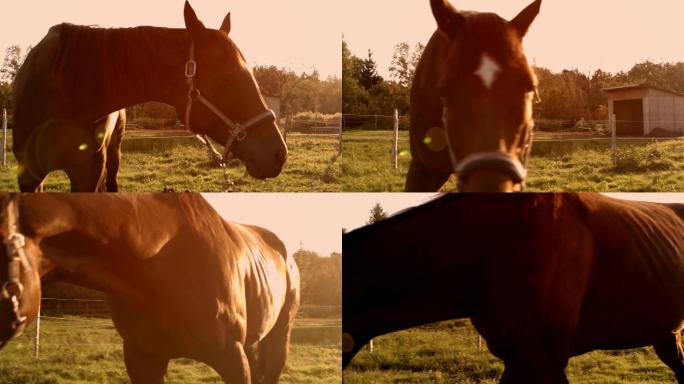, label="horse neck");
[56,25,188,118]
[21,194,213,302]
[343,196,488,340]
